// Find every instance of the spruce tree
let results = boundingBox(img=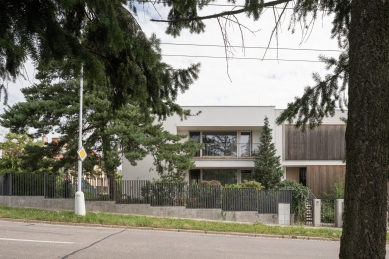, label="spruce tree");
[152,1,389,256]
[252,116,283,189]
